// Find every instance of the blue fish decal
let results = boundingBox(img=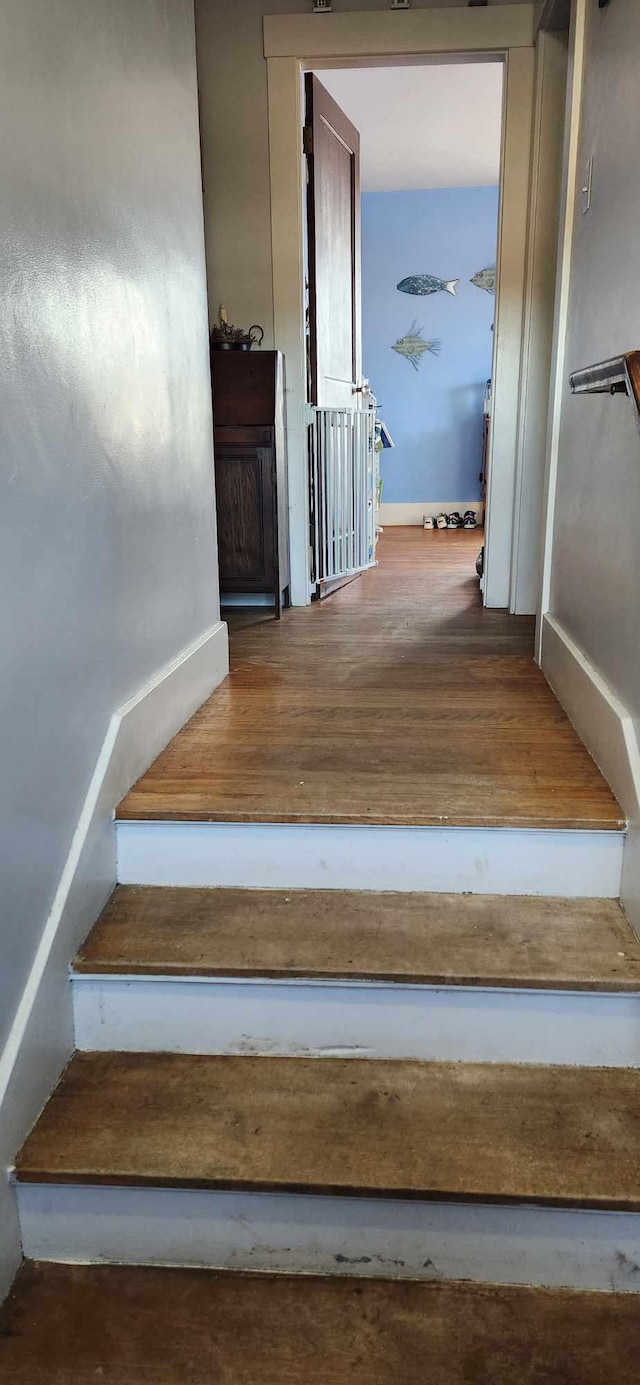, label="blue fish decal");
[391,322,441,372]
[397,274,458,297]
